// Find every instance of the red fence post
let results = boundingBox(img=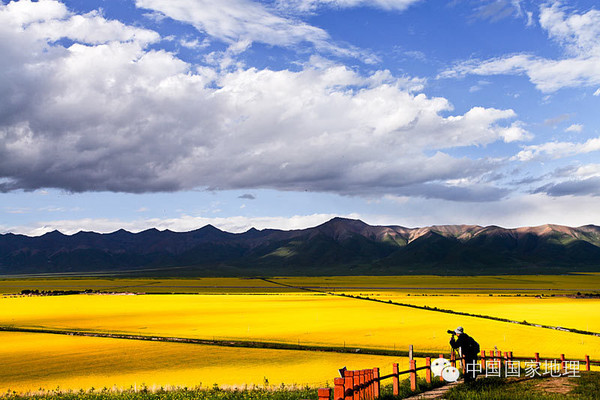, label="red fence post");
[359,370,365,400]
[586,355,591,372]
[481,350,486,370]
[367,369,372,400]
[368,369,375,399]
[425,357,432,384]
[365,369,370,400]
[334,378,345,400]
[560,354,566,373]
[373,368,380,399]
[410,359,417,392]
[392,363,400,396]
[344,370,353,400]
[353,370,360,400]
[439,354,445,382]
[318,388,331,400]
